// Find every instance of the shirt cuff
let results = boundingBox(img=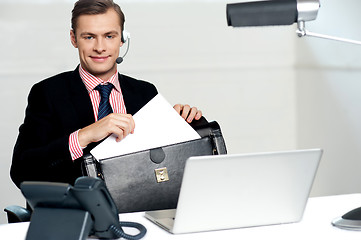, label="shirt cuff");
[69,130,84,161]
